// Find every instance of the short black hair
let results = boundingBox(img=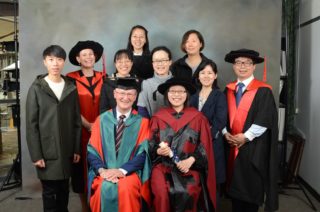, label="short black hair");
[42,45,66,60]
[113,49,133,63]
[151,46,172,60]
[194,59,219,89]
